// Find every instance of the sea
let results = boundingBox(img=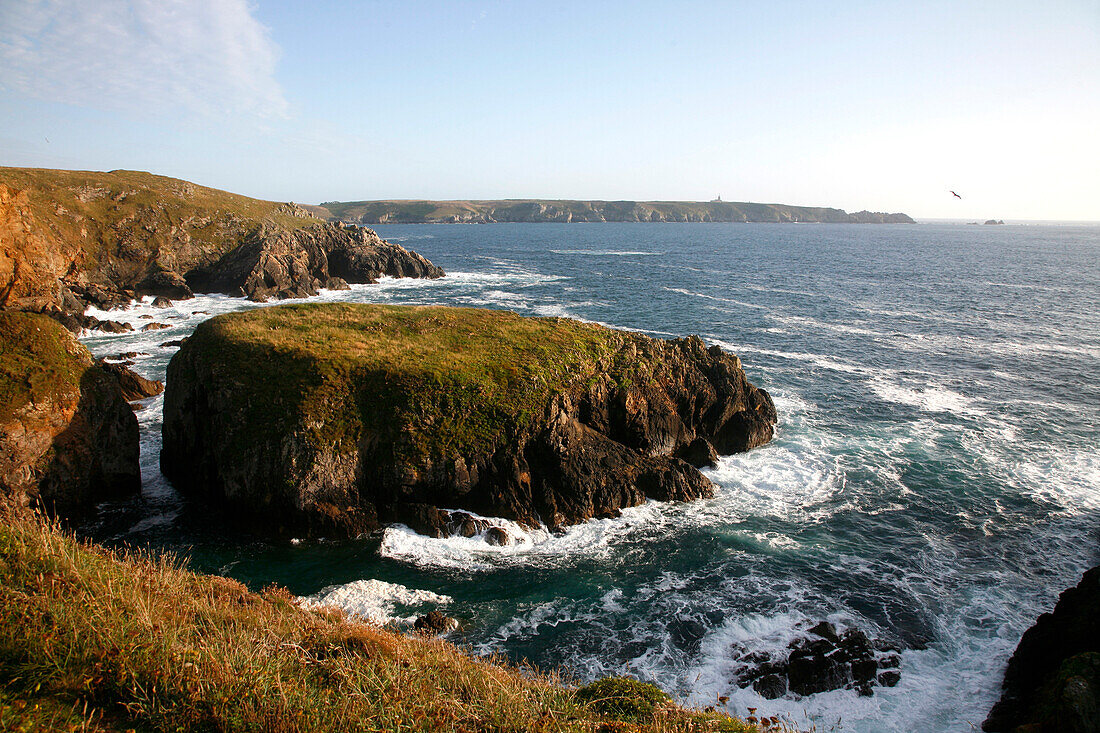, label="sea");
[79,222,1100,732]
